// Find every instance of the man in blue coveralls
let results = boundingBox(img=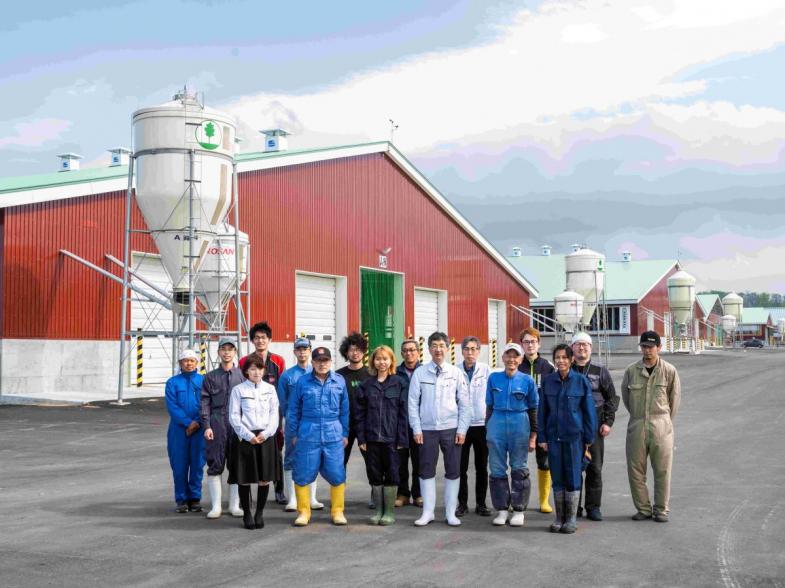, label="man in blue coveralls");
[277,337,324,512]
[165,349,205,513]
[286,346,350,526]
